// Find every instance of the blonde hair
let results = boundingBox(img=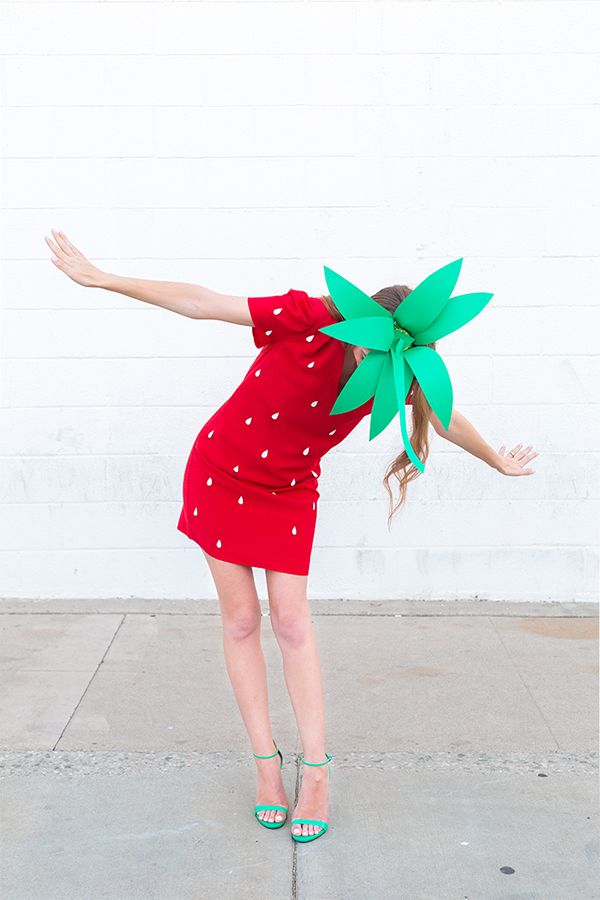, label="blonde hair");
[320,286,435,527]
